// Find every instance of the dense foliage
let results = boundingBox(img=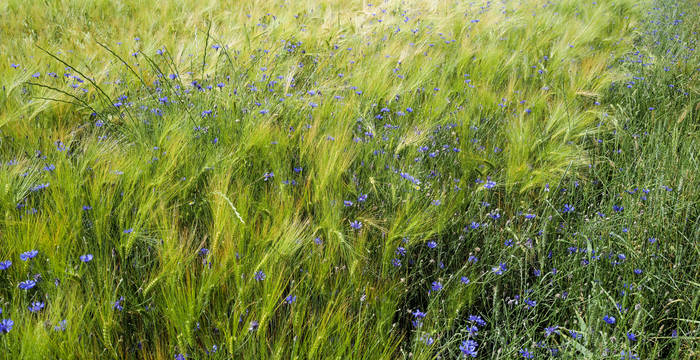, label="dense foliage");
[0,0,697,358]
